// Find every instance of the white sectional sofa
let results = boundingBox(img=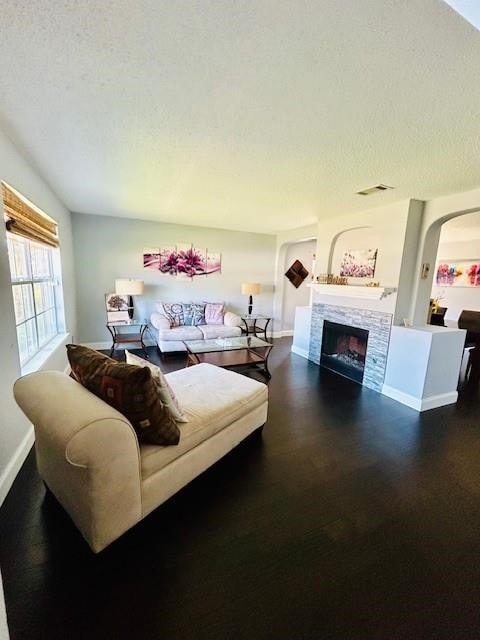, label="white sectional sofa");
[14,363,268,553]
[150,303,243,353]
